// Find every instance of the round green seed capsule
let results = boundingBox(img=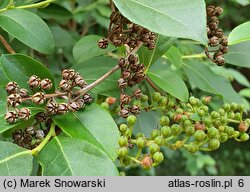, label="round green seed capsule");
[100,102,109,110]
[158,96,168,106]
[197,109,205,117]
[185,126,195,136]
[194,130,206,142]
[211,111,220,119]
[189,96,198,106]
[127,115,137,126]
[240,133,249,141]
[201,105,209,112]
[234,112,241,121]
[151,129,160,139]
[140,94,149,102]
[118,136,128,147]
[153,152,164,164]
[117,147,128,158]
[218,108,225,116]
[219,133,228,143]
[159,116,170,126]
[224,126,235,137]
[152,92,161,102]
[184,119,192,127]
[228,112,235,119]
[181,115,188,122]
[230,103,238,111]
[176,108,183,114]
[136,132,145,139]
[208,139,220,150]
[124,129,132,137]
[149,143,160,155]
[119,124,128,132]
[238,104,244,112]
[223,103,231,112]
[203,117,212,126]
[154,136,164,146]
[161,126,172,137]
[186,142,199,153]
[136,137,146,148]
[207,127,219,139]
[171,124,182,136]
